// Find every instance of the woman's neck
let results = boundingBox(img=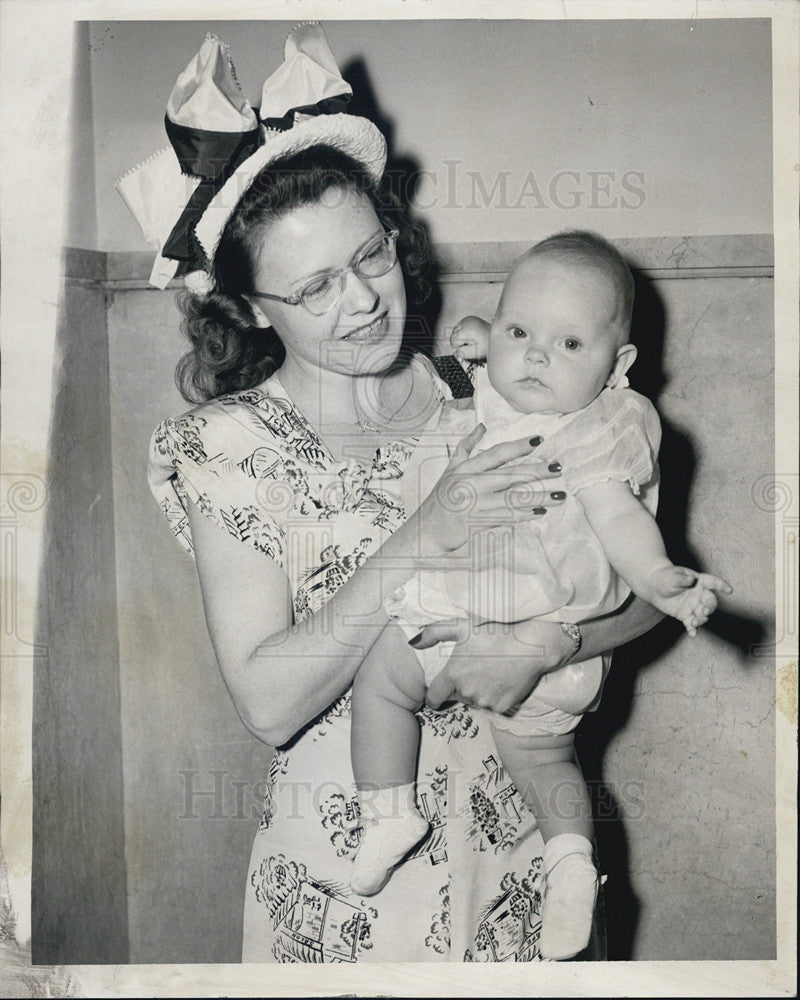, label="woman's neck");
[275,356,413,430]
[274,358,360,430]
[274,354,437,458]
